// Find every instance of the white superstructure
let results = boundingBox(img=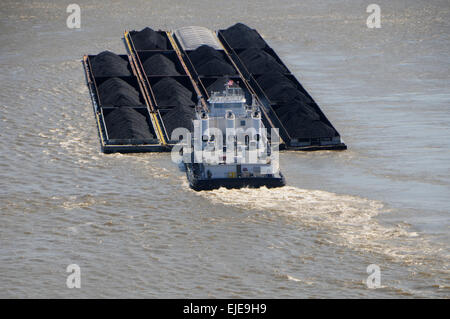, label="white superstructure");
[189,81,280,180]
